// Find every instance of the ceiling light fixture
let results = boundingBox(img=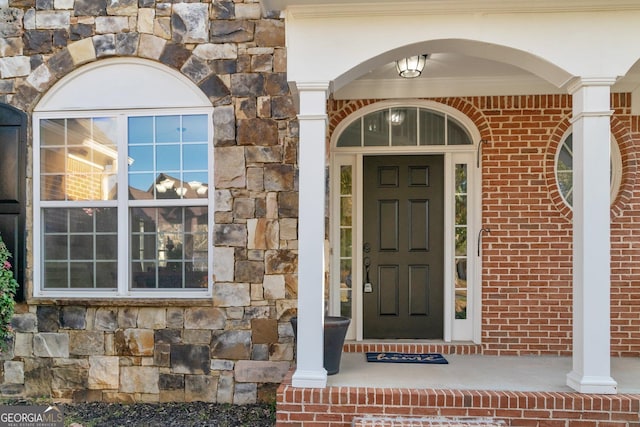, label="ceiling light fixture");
[395,54,428,78]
